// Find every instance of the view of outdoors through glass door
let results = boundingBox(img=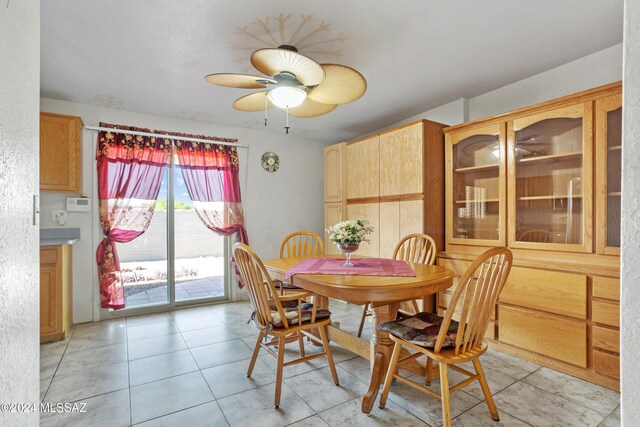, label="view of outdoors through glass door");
[117,164,227,308]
